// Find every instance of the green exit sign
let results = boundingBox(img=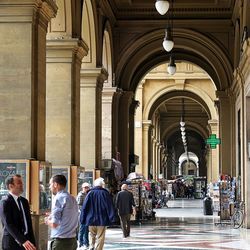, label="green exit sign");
[206,134,221,149]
